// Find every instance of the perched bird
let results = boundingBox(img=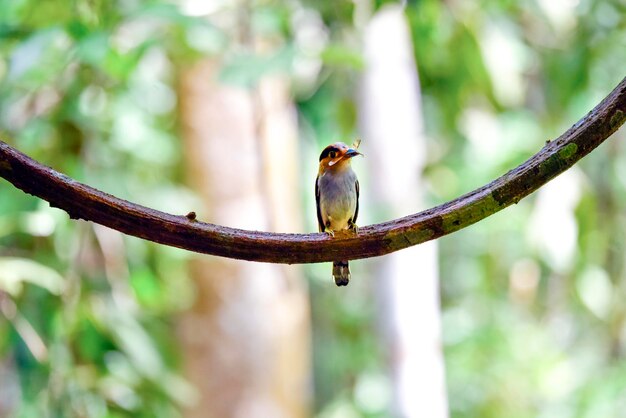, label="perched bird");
[316,142,362,286]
